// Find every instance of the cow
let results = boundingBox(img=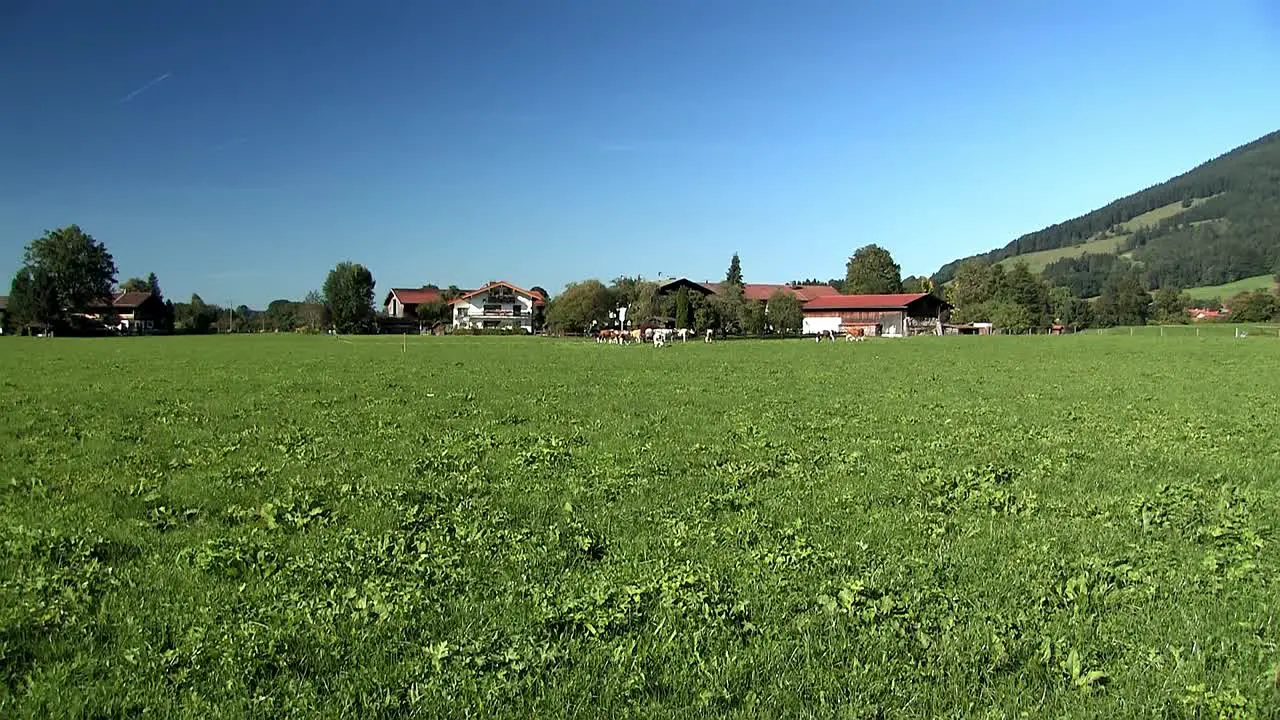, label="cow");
[652,328,673,347]
[676,328,693,342]
[845,327,867,342]
[705,328,714,343]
